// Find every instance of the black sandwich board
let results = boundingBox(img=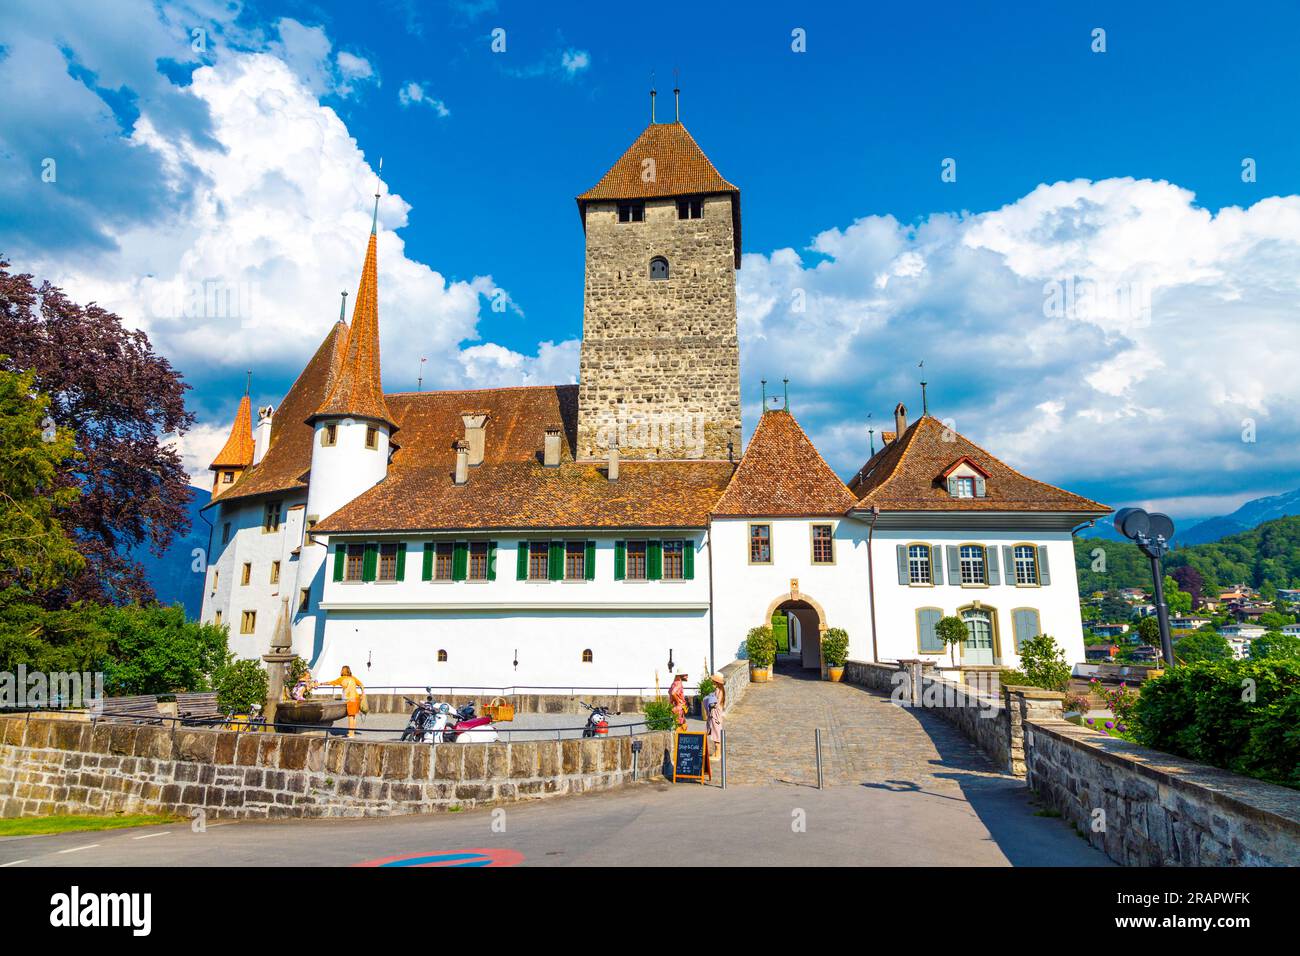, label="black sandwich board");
[672,730,711,783]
